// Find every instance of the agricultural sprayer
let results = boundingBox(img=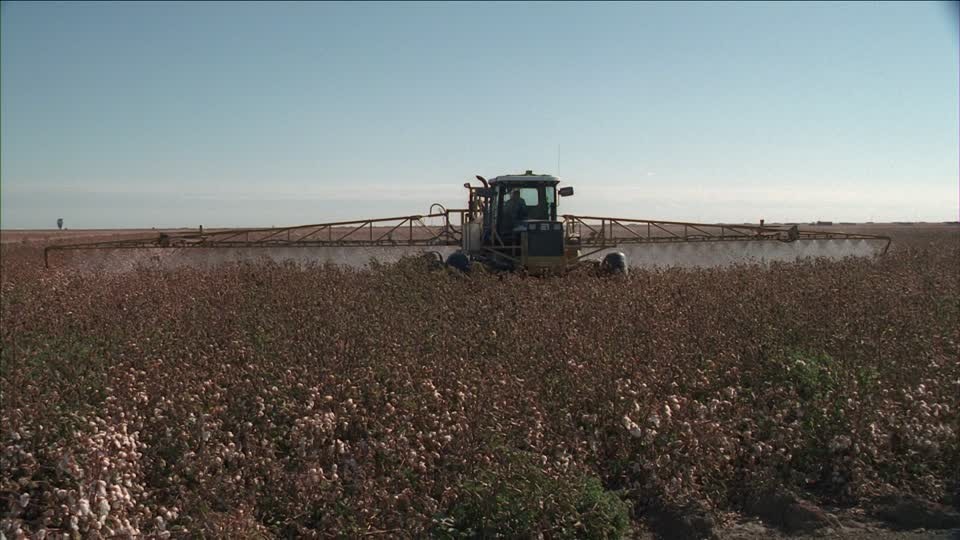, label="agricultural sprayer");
[44,171,891,273]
